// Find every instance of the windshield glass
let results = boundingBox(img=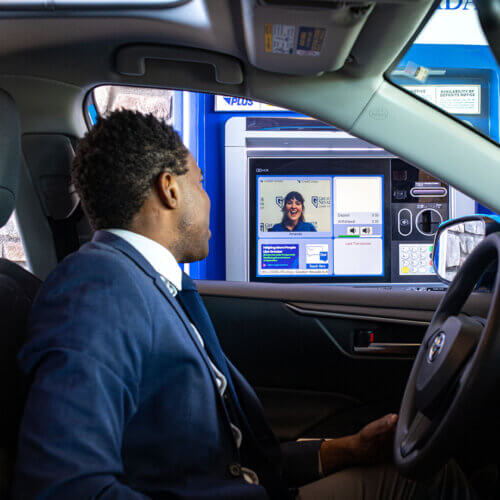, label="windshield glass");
[389,1,500,146]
